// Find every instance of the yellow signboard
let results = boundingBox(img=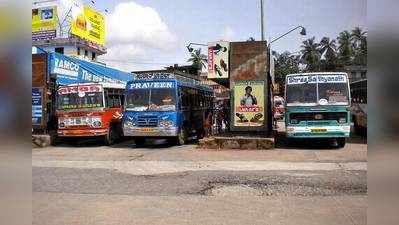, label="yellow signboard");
[32,6,58,33]
[233,81,265,127]
[71,5,105,46]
